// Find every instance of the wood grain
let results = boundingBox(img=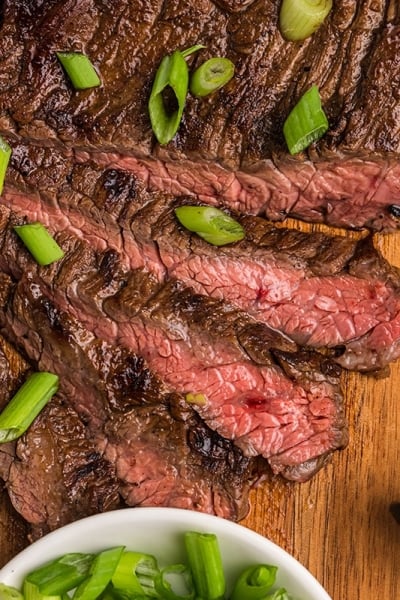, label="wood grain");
[0,230,399,599]
[242,231,400,599]
[242,365,400,599]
